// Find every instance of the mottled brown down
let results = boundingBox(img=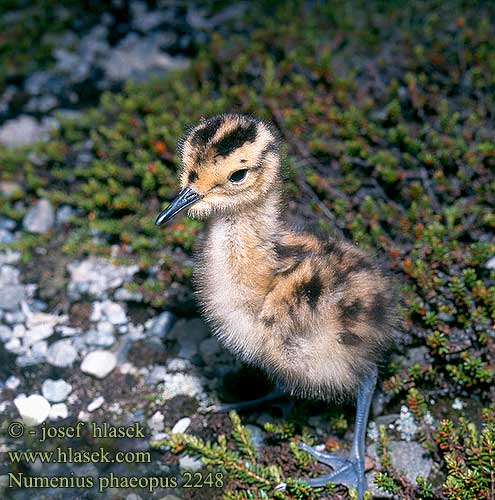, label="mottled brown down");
[175,114,398,400]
